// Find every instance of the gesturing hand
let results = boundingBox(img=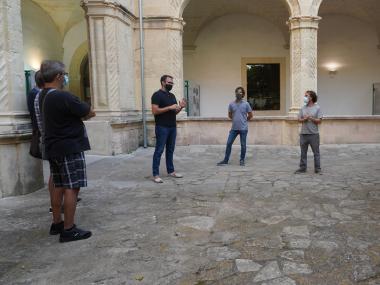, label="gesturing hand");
[169,104,178,111]
[179,99,187,108]
[83,109,96,121]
